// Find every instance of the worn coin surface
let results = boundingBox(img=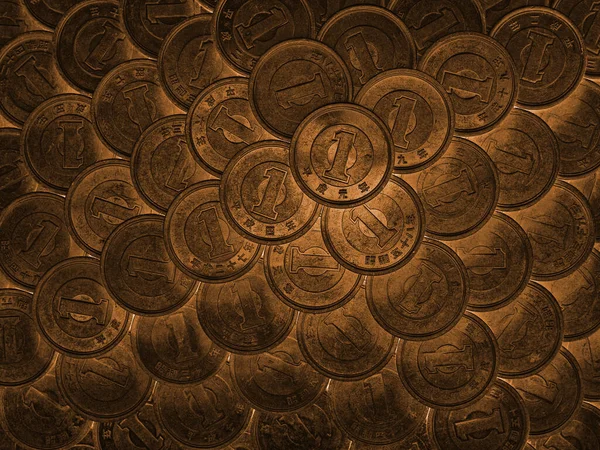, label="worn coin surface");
[569,172,600,242]
[0,128,38,212]
[491,7,586,109]
[352,416,435,450]
[23,0,81,28]
[565,329,600,400]
[482,0,549,31]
